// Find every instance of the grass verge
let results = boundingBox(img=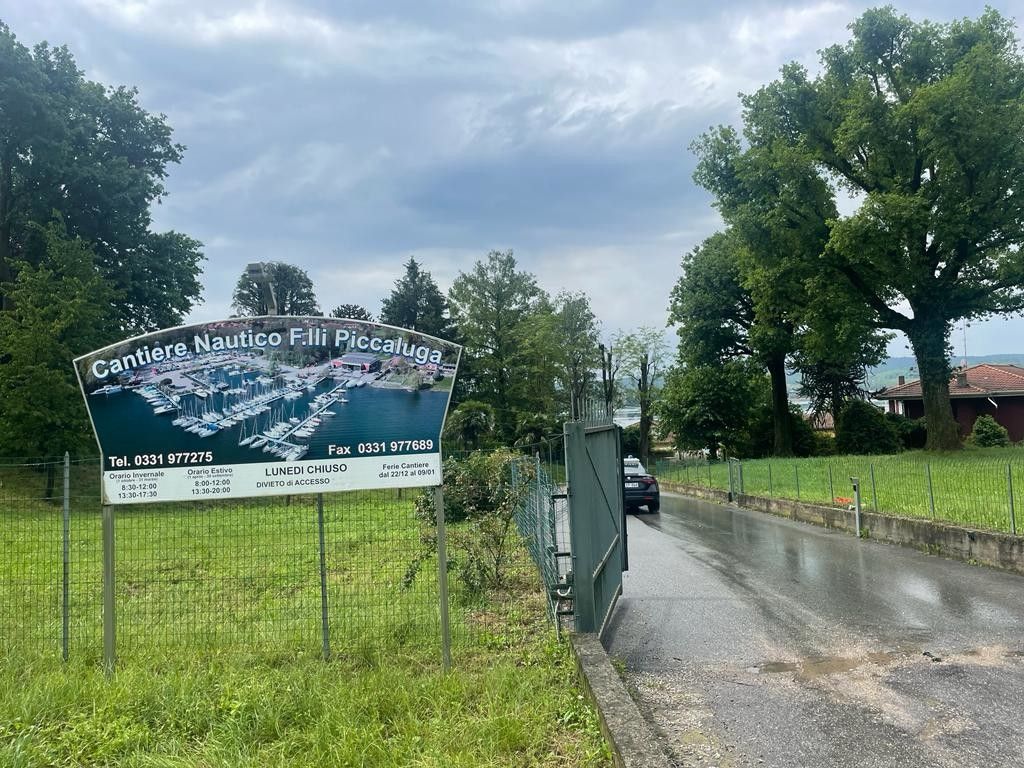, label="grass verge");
[657,447,1024,534]
[0,472,611,767]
